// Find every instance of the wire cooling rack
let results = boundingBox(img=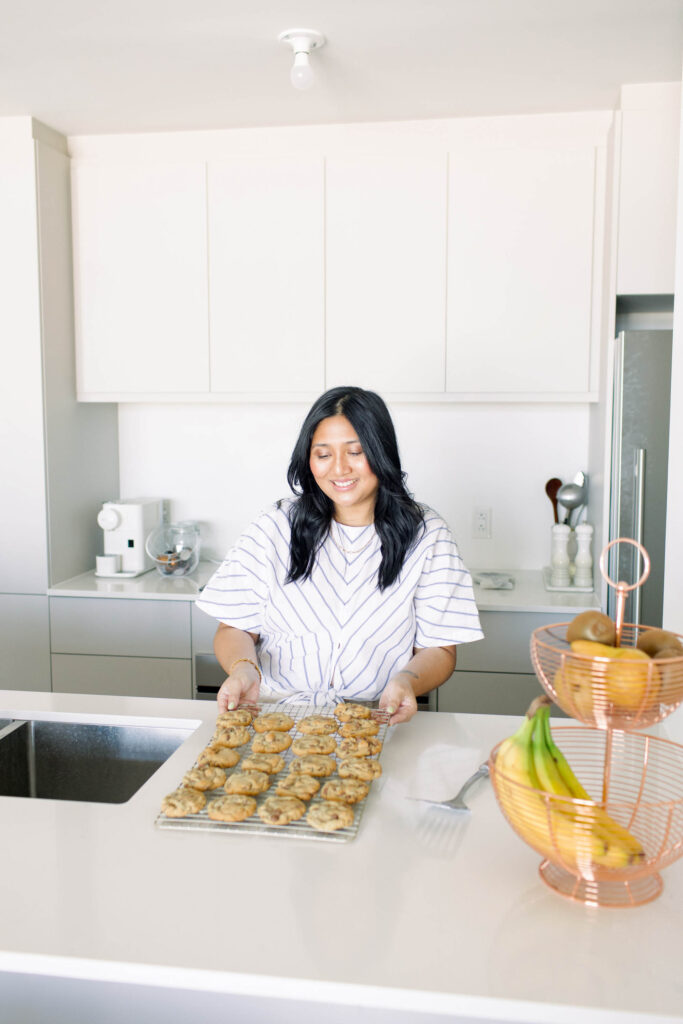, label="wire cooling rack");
[155,700,389,843]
